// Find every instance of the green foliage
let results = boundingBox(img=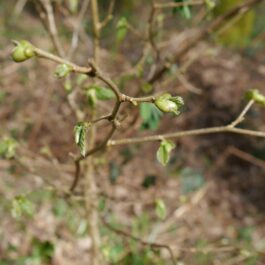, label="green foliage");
[54,63,73,79]
[74,122,90,156]
[173,0,192,19]
[154,93,184,115]
[156,139,176,166]
[86,88,98,107]
[102,243,125,263]
[11,40,35,63]
[90,85,115,100]
[86,85,115,107]
[11,195,35,219]
[245,89,265,106]
[116,17,128,43]
[64,78,72,93]
[213,0,255,48]
[142,175,157,189]
[30,238,54,263]
[155,199,167,220]
[0,137,18,159]
[140,103,162,130]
